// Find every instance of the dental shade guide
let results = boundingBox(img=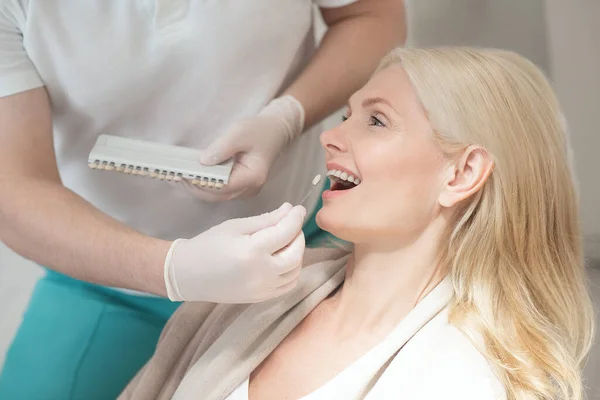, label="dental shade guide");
[87,134,233,189]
